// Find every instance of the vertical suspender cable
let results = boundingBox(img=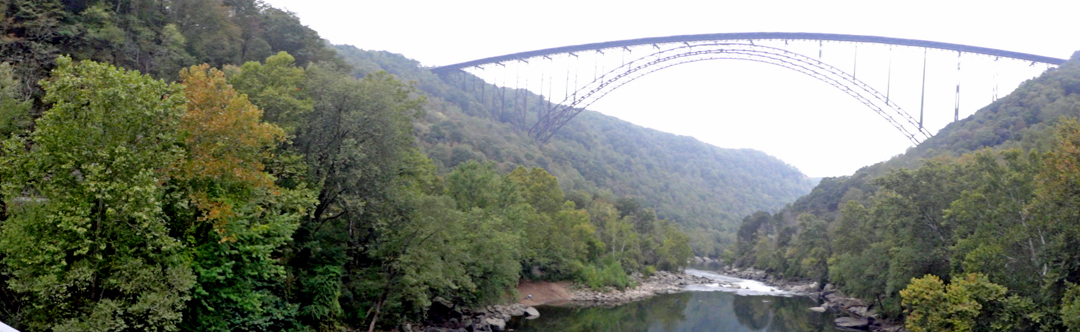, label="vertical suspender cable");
[573,54,579,102]
[852,44,857,79]
[594,54,598,81]
[565,57,571,103]
[514,70,520,128]
[537,70,543,115]
[993,57,999,102]
[919,48,928,130]
[954,52,961,121]
[523,77,529,128]
[547,65,553,110]
[886,47,892,105]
